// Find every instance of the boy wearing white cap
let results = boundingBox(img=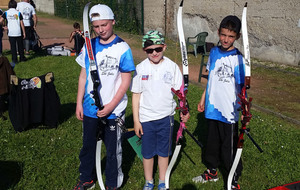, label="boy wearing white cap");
[131,30,189,190]
[74,4,135,190]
